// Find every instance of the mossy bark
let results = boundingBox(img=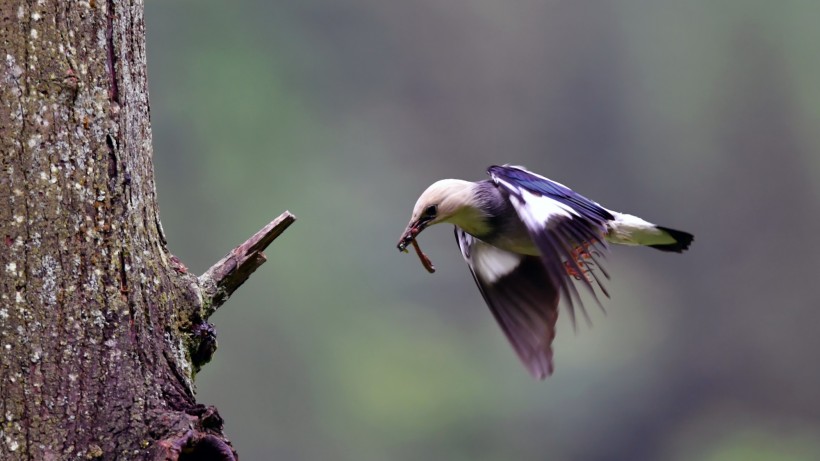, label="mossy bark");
[1,1,237,459]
